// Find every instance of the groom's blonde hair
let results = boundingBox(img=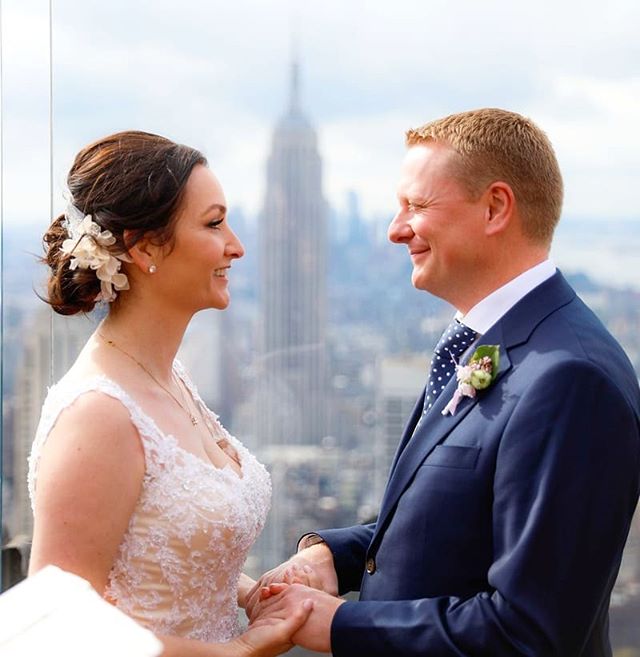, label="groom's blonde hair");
[406,108,563,245]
